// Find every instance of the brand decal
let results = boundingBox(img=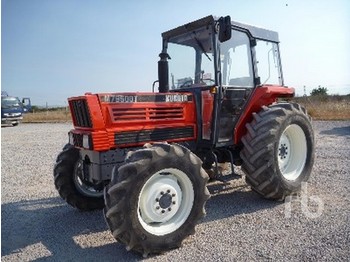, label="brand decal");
[100,94,192,103]
[165,94,189,102]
